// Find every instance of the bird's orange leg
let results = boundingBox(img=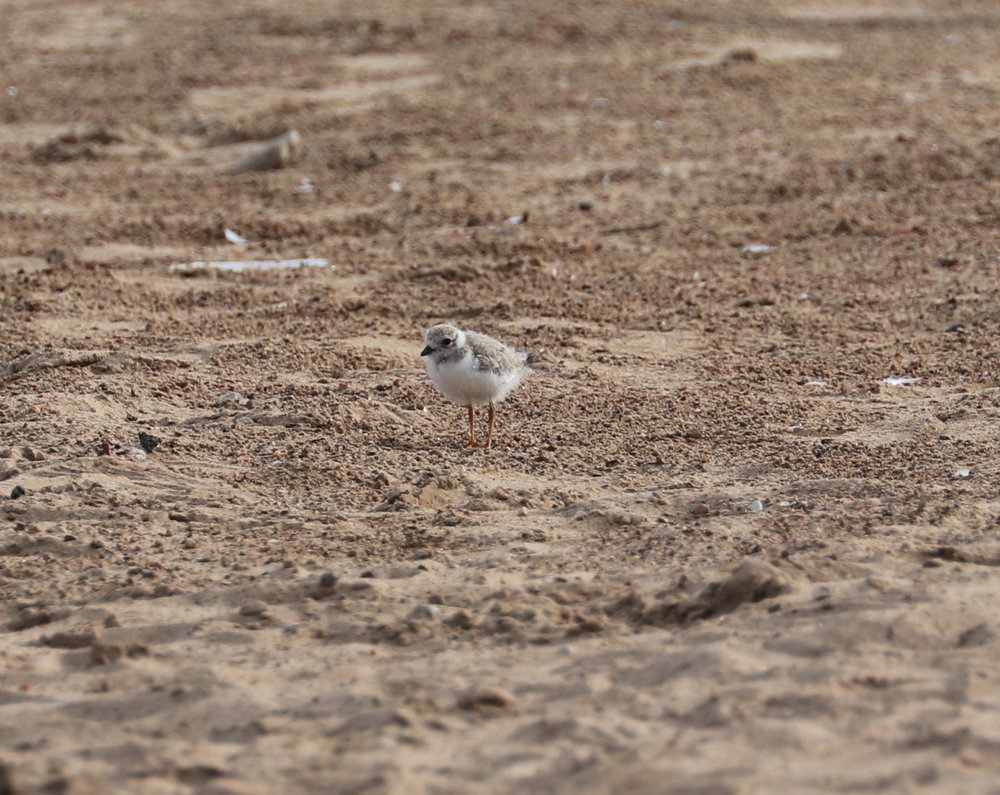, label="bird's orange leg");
[485,403,497,449]
[464,405,479,448]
